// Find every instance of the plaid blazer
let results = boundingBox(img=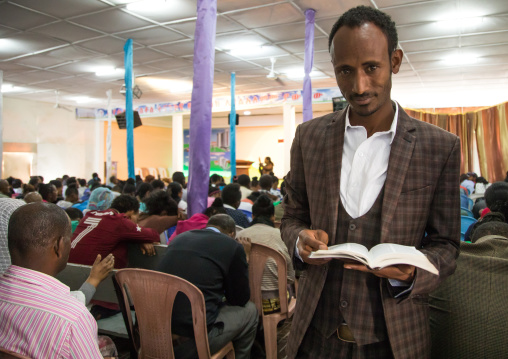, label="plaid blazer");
[281,104,461,359]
